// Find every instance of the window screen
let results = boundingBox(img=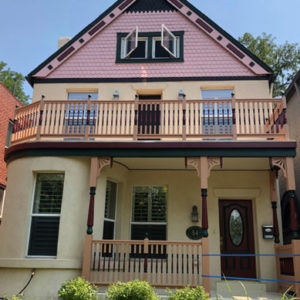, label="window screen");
[67,92,98,100]
[103,181,117,240]
[28,173,64,256]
